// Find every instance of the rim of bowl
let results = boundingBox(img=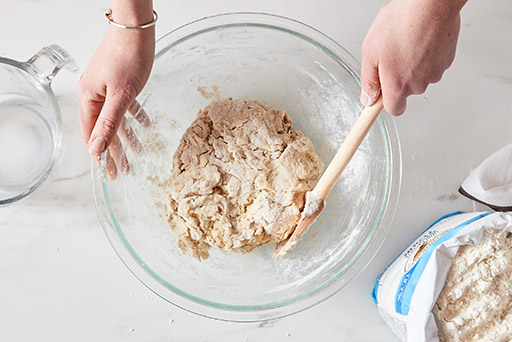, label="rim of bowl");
[0,57,63,207]
[92,12,402,322]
